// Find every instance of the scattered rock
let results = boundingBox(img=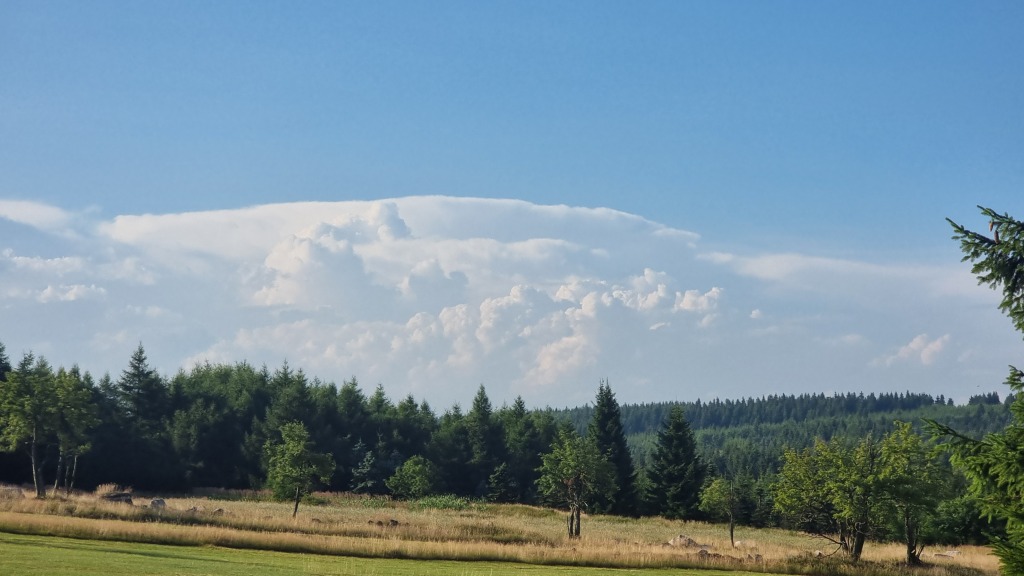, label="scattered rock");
[100,492,134,505]
[697,549,724,560]
[814,550,824,558]
[212,508,224,516]
[150,498,166,509]
[388,519,400,527]
[666,534,703,548]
